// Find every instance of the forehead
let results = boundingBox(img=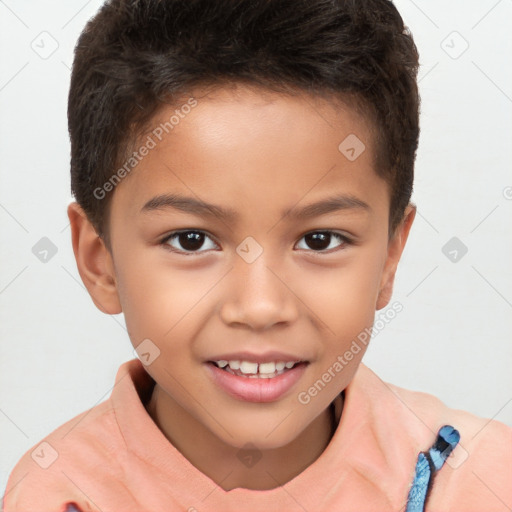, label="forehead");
[110,84,388,228]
